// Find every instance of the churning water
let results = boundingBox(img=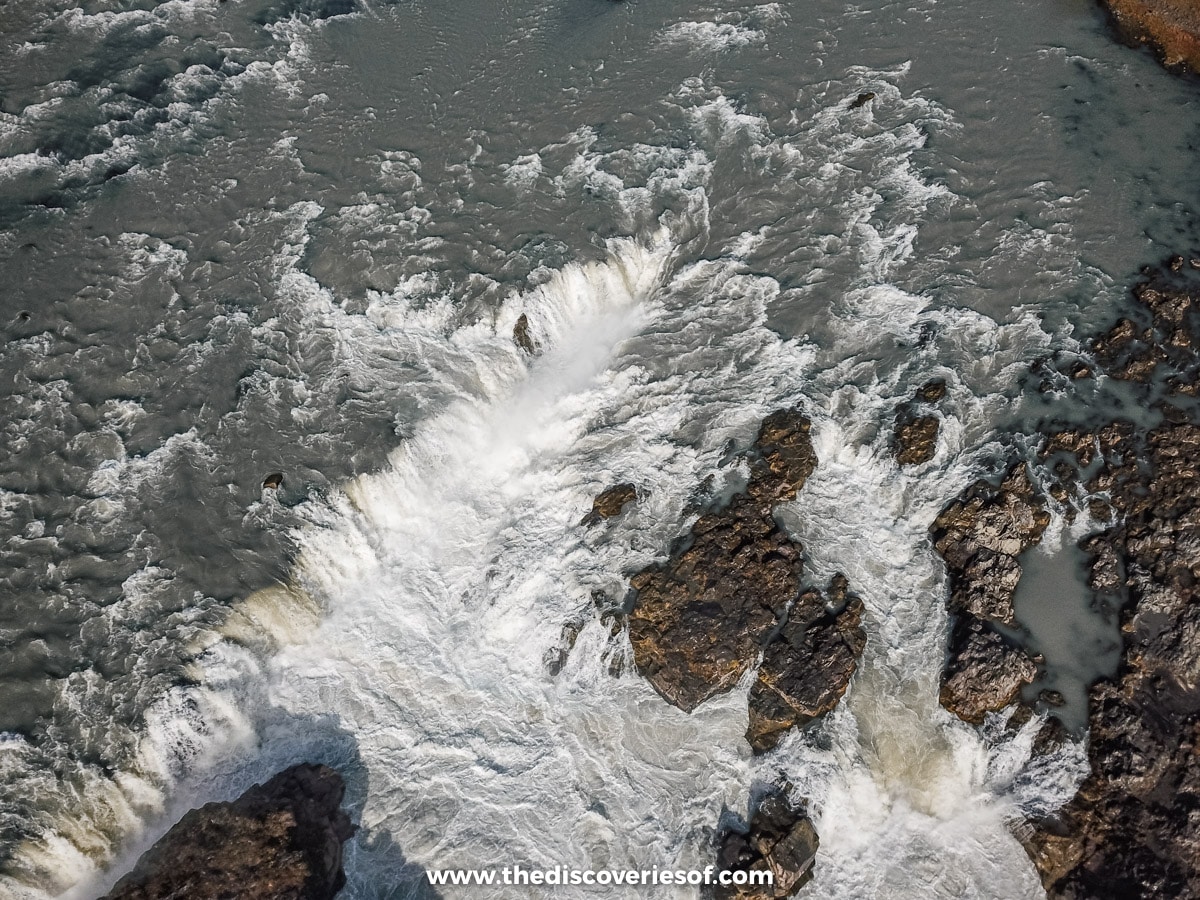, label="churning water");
[2,0,1200,896]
